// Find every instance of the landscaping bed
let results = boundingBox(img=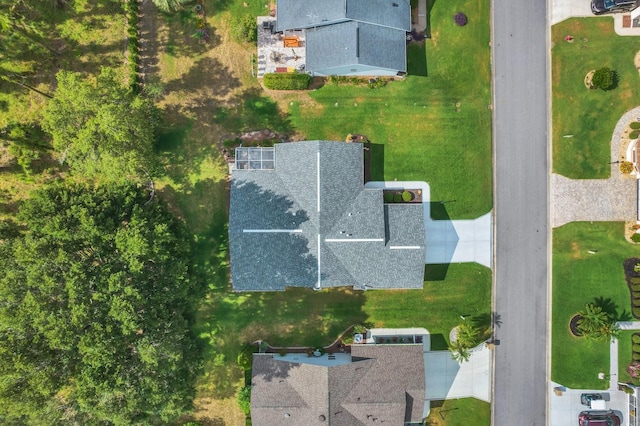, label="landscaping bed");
[624,257,640,318]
